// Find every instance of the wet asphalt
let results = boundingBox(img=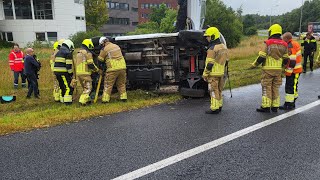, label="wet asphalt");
[1,70,320,180]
